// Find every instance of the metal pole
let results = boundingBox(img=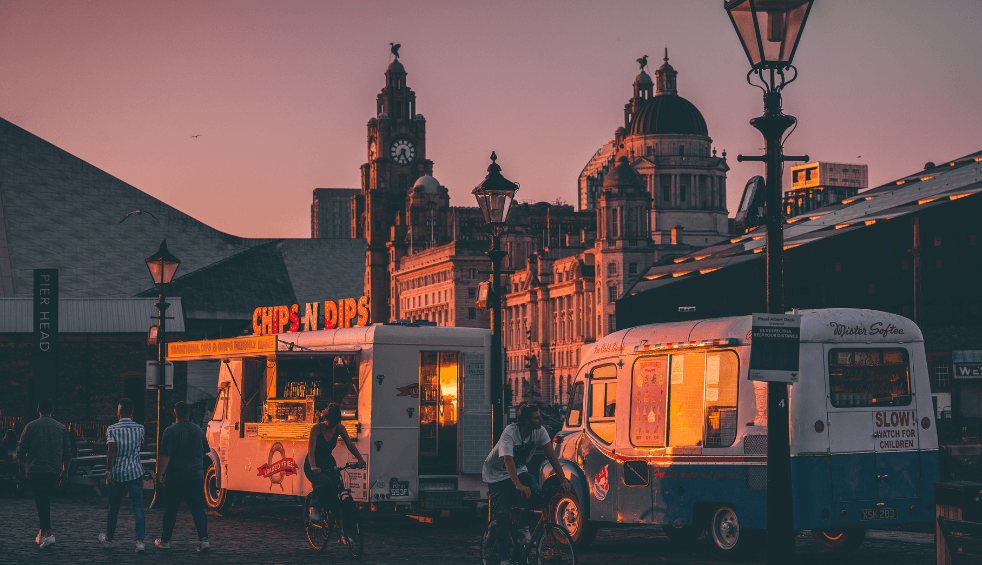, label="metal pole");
[488,230,507,439]
[750,90,796,562]
[148,290,169,509]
